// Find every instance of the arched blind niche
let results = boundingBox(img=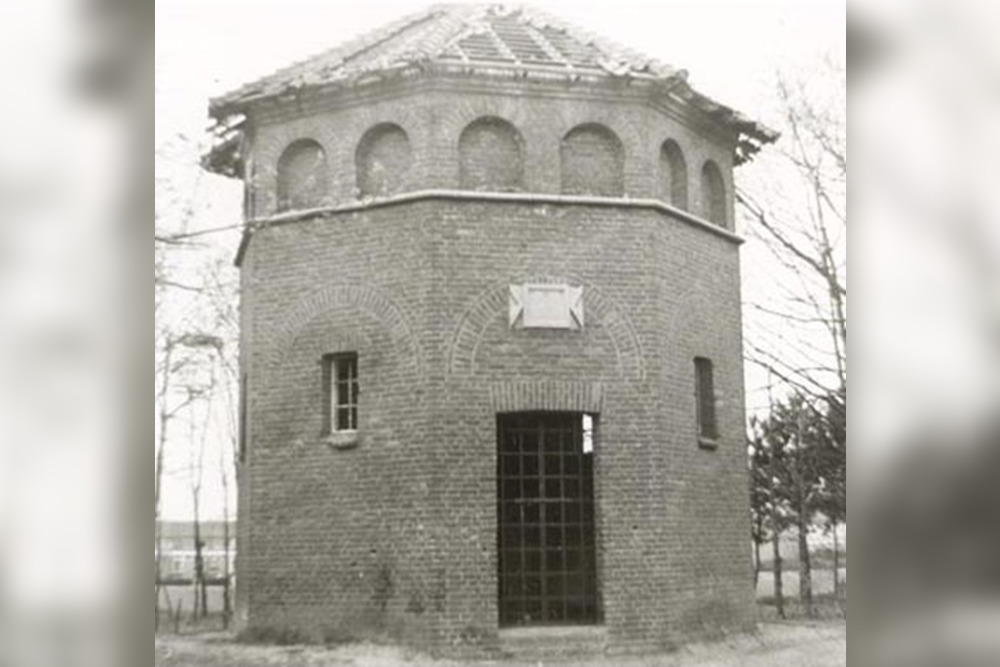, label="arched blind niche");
[356,123,412,198]
[660,139,688,210]
[560,124,624,197]
[276,139,329,212]
[459,117,525,191]
[701,160,727,227]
